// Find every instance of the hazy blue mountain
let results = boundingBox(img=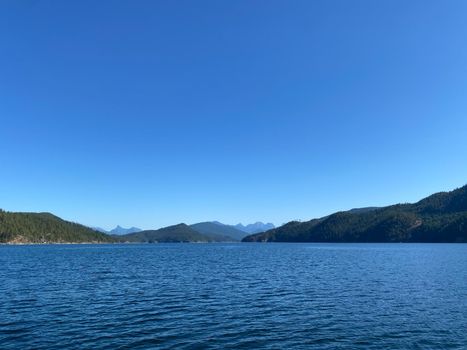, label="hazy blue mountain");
[90,225,142,235]
[190,222,247,241]
[116,223,228,243]
[243,185,467,243]
[235,222,275,234]
[109,225,142,235]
